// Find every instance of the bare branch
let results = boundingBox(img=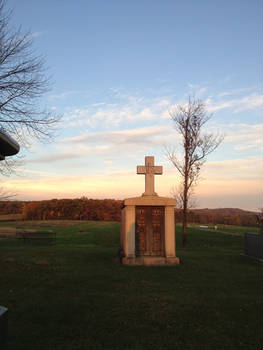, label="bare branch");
[0,186,16,200]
